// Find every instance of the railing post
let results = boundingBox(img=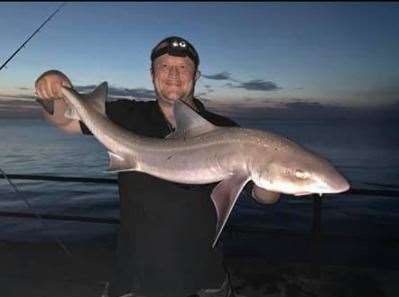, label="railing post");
[312,194,322,236]
[311,194,322,278]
